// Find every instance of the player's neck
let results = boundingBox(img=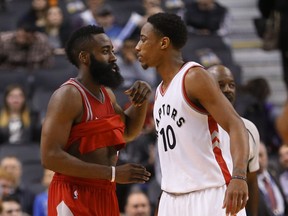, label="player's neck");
[159,60,185,88]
